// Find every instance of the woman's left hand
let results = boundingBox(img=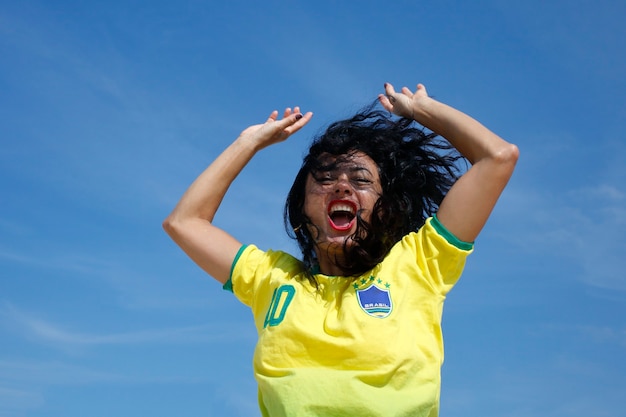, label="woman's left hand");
[378,83,430,121]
